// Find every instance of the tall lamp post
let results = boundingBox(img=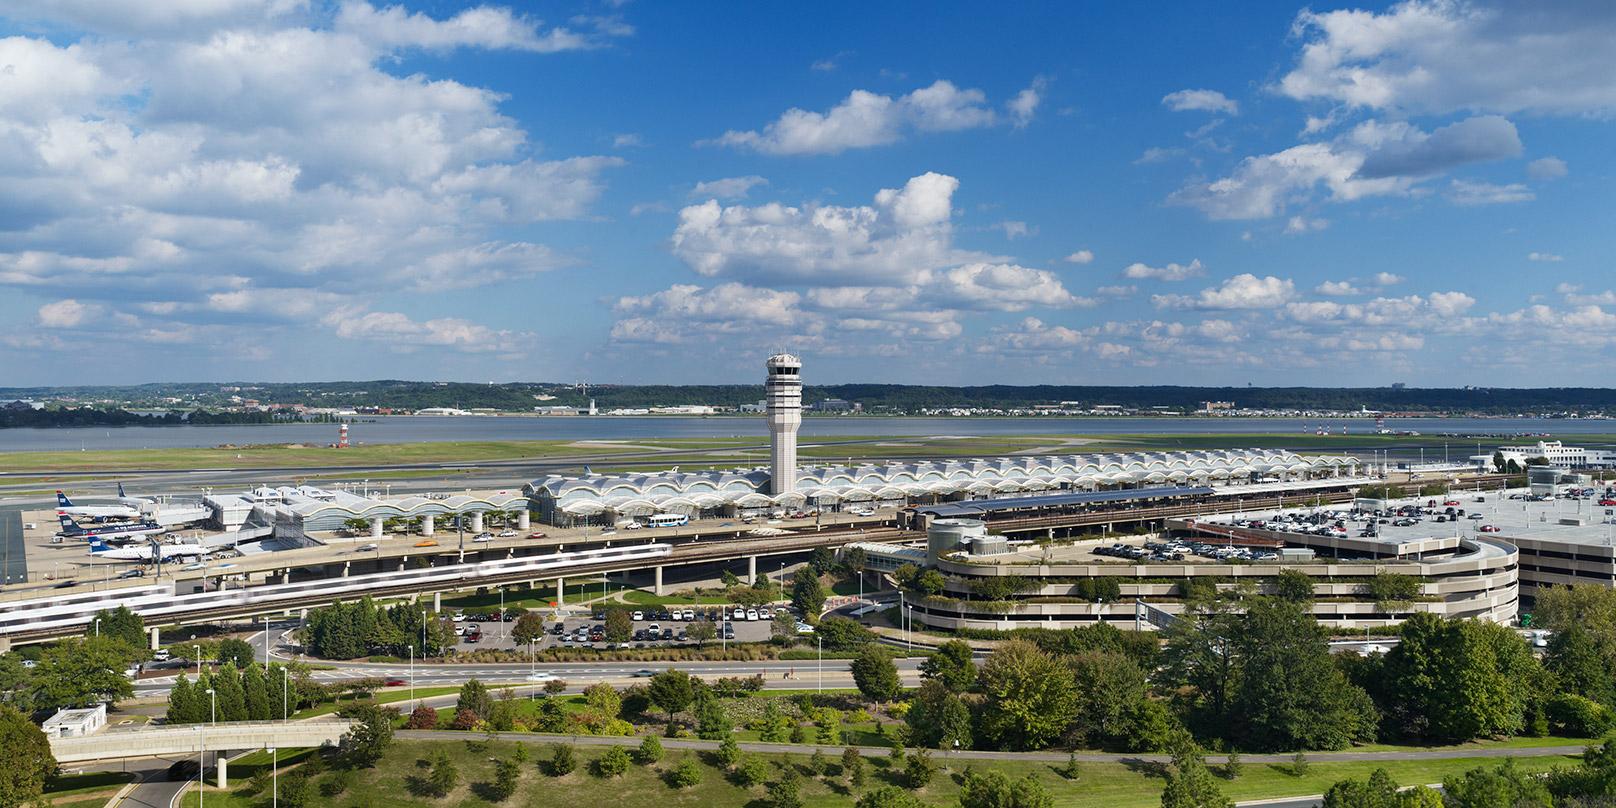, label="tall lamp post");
[93,617,100,638]
[192,644,201,677]
[408,645,415,708]
[202,687,216,807]
[262,615,271,665]
[816,635,822,694]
